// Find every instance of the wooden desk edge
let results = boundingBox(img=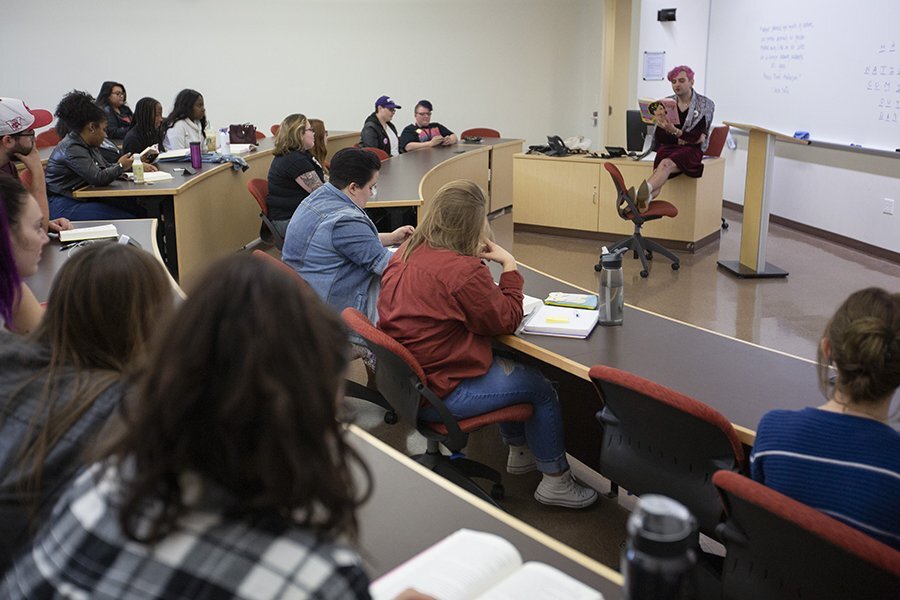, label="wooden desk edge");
[417,144,492,203]
[347,425,624,586]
